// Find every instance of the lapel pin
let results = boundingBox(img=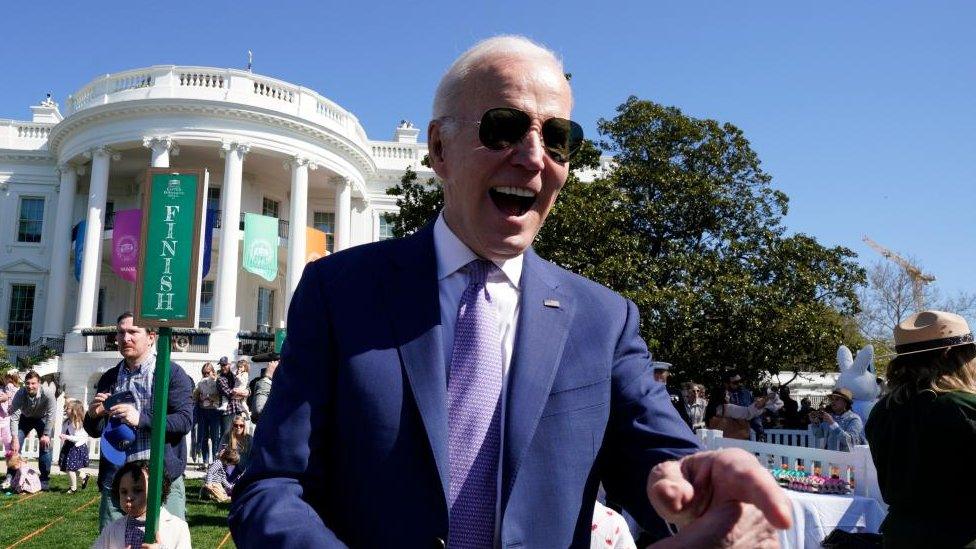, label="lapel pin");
[544,299,561,308]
